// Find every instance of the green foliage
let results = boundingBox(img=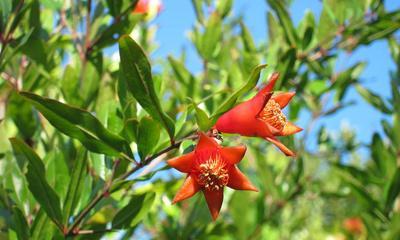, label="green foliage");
[0,0,399,239]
